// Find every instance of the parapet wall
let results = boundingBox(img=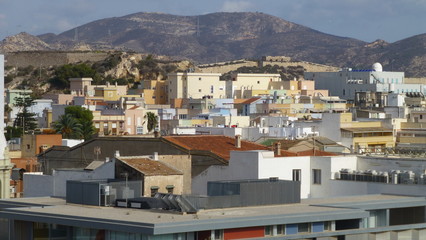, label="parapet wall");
[5,51,110,67]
